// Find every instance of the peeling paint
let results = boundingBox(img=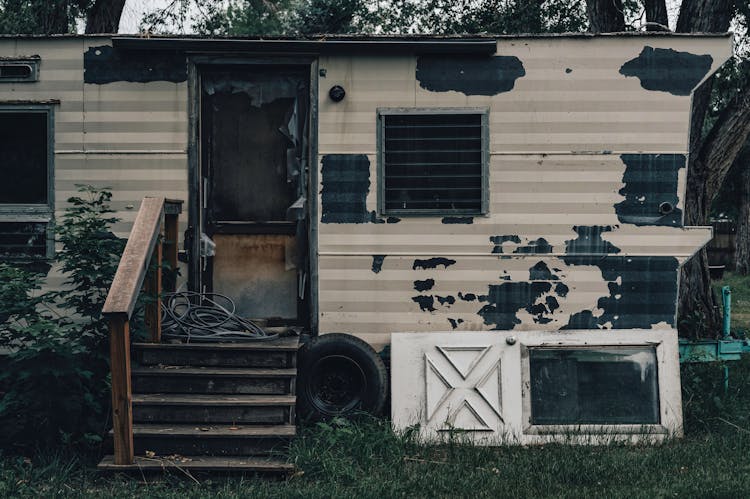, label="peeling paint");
[619,46,712,96]
[414,278,435,292]
[529,261,560,280]
[413,257,456,270]
[436,295,455,306]
[513,238,553,254]
[477,281,553,329]
[614,154,685,227]
[490,235,521,253]
[321,154,371,223]
[564,226,620,254]
[447,318,464,329]
[412,295,436,312]
[371,255,385,273]
[442,216,474,224]
[84,45,186,84]
[458,292,477,301]
[416,55,525,96]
